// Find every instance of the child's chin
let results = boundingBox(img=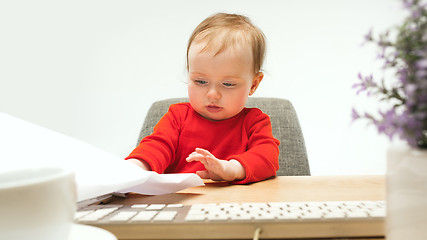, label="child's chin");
[202,113,227,121]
